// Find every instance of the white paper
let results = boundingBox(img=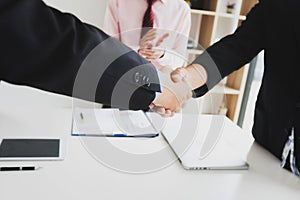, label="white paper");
[72,108,158,137]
